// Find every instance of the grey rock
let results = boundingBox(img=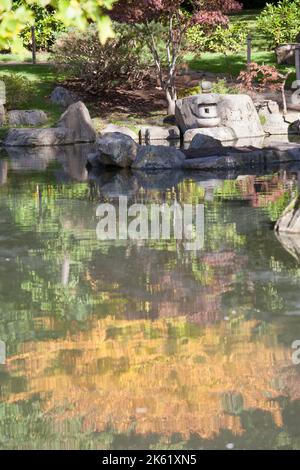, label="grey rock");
[132,145,185,170]
[257,100,289,135]
[139,125,180,143]
[190,134,223,150]
[175,94,221,133]
[182,153,264,171]
[217,95,264,139]
[97,132,139,168]
[276,231,300,262]
[276,44,298,66]
[56,101,96,143]
[87,152,101,167]
[275,196,300,233]
[176,94,264,139]
[184,127,236,145]
[4,128,75,147]
[50,86,79,107]
[101,124,138,141]
[7,110,48,127]
[183,143,300,171]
